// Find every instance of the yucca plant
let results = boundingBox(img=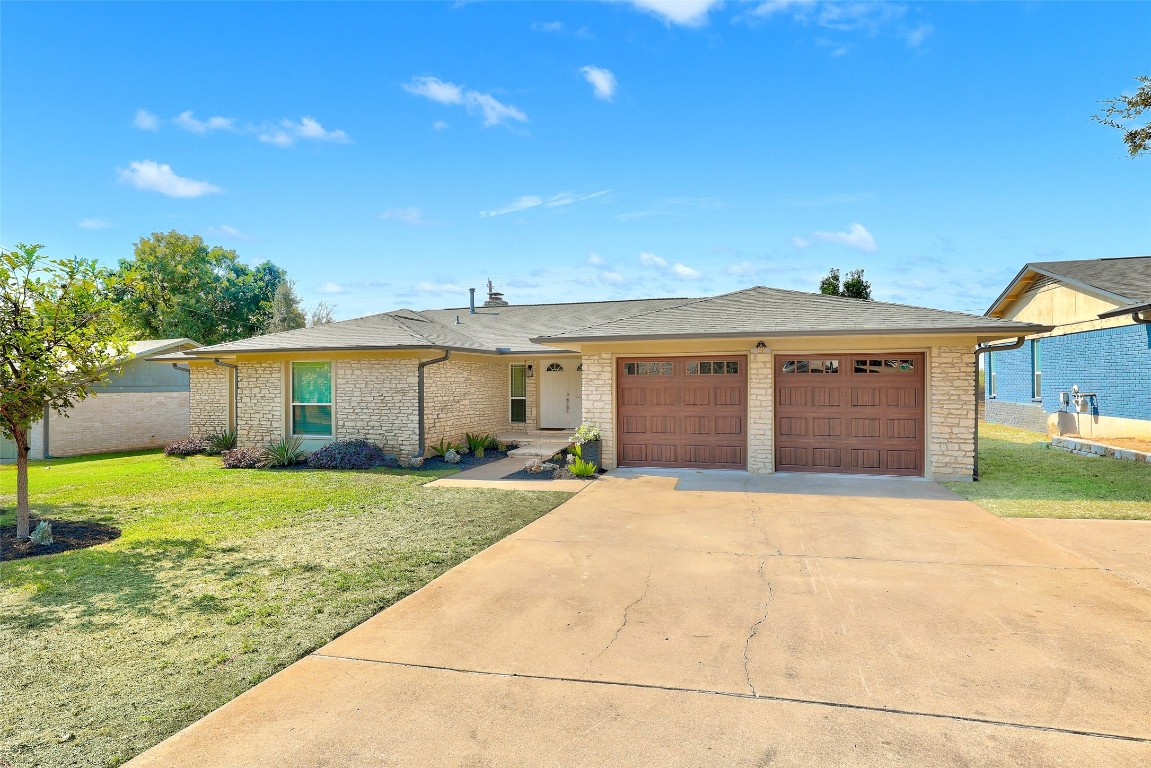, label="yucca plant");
[204,429,238,455]
[430,437,463,457]
[465,432,495,458]
[262,436,305,468]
